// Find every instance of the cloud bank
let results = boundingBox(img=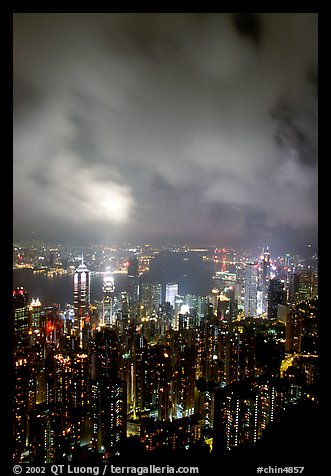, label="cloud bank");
[13,13,318,252]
